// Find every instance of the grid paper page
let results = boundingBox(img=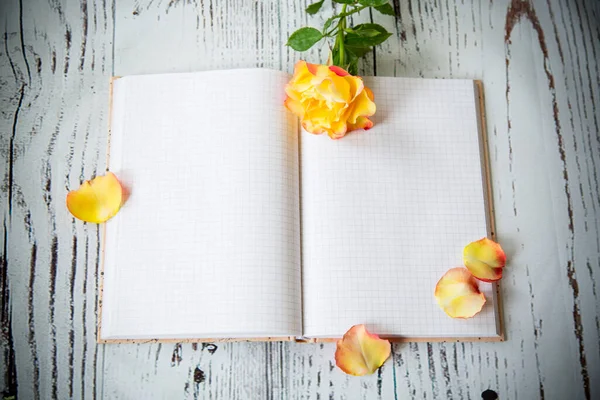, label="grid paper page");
[301,77,498,338]
[102,69,301,339]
